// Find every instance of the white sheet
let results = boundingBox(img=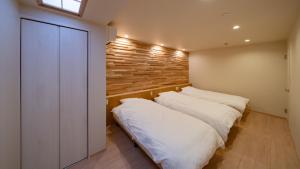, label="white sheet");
[155,91,241,141]
[113,98,224,169]
[181,86,250,113]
